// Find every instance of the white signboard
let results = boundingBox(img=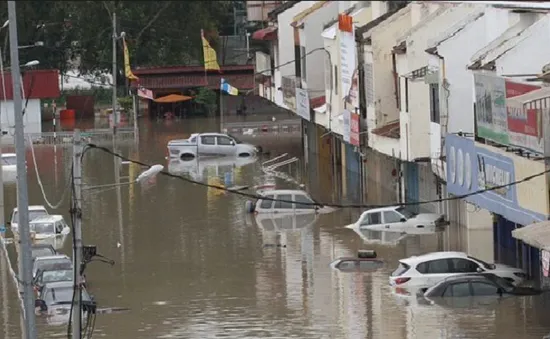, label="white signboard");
[295,88,310,121]
[342,109,351,143]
